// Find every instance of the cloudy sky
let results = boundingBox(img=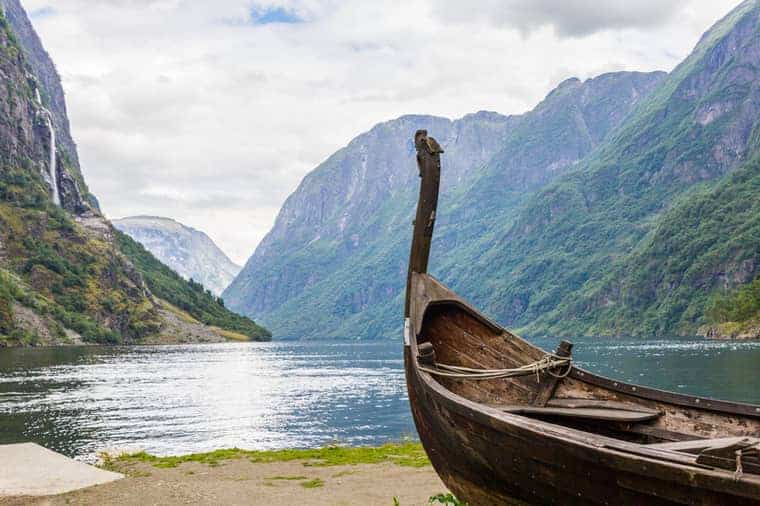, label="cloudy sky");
[23,0,737,264]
